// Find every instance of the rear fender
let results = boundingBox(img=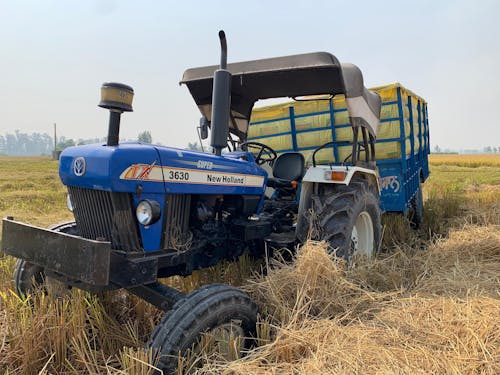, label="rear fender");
[296,166,379,241]
[302,166,379,191]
